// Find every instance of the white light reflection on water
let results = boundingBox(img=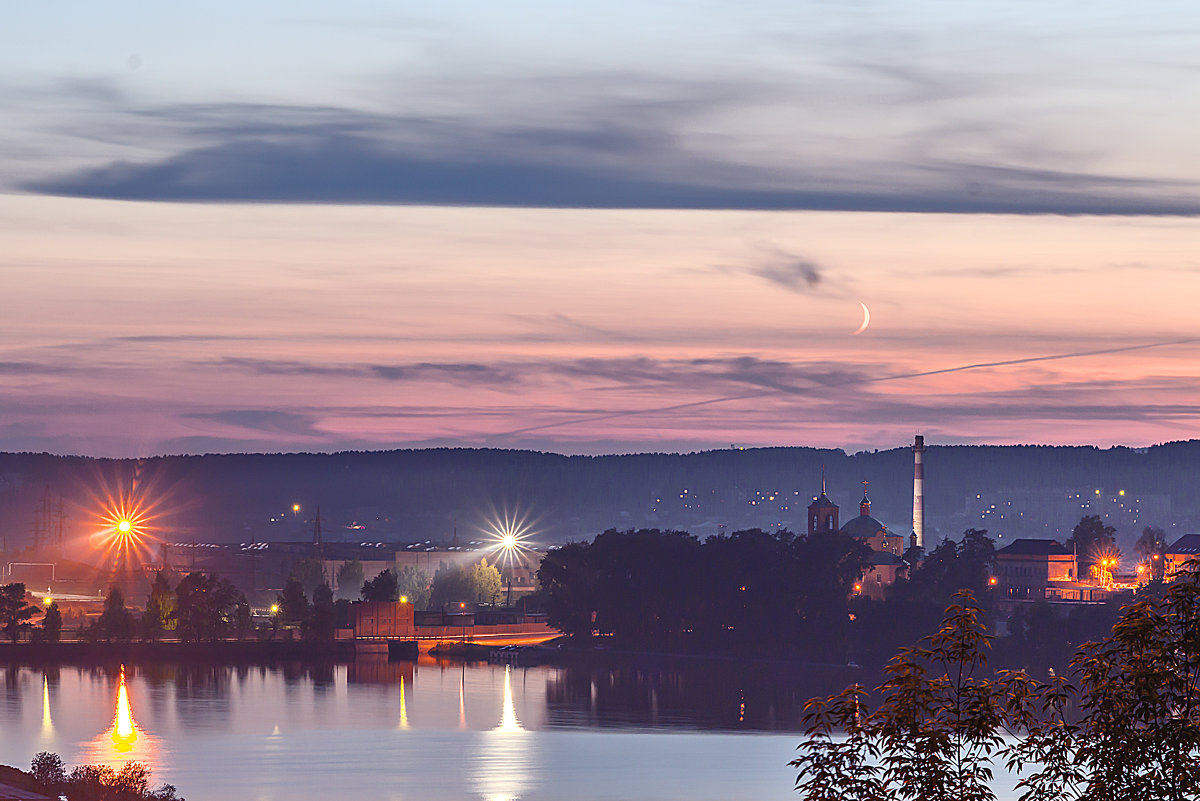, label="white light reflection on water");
[474,664,537,801]
[40,674,54,739]
[0,660,836,801]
